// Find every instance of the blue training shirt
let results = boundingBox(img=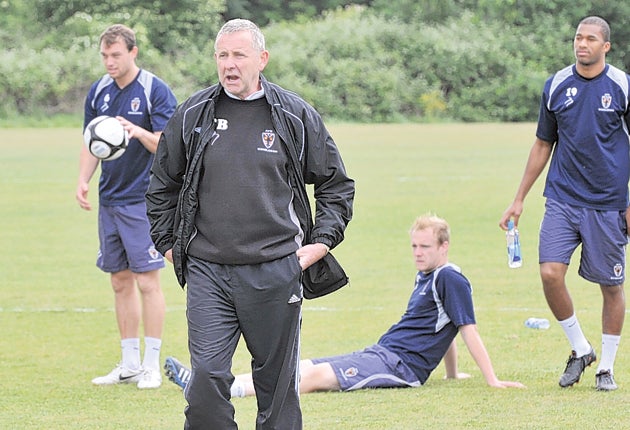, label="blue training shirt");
[84,69,177,206]
[378,263,476,384]
[536,64,630,210]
